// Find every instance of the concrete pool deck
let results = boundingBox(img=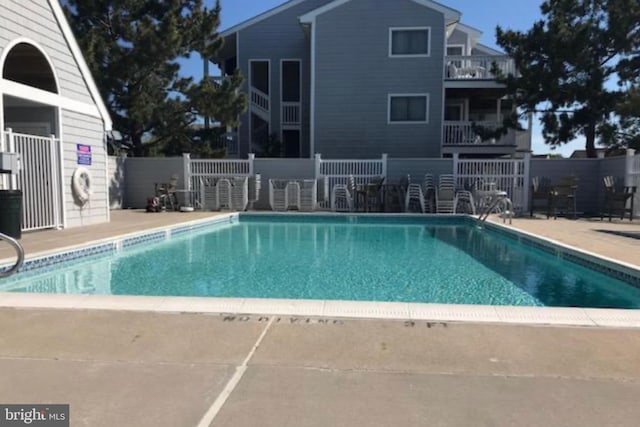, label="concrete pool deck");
[1,213,640,425]
[0,308,639,427]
